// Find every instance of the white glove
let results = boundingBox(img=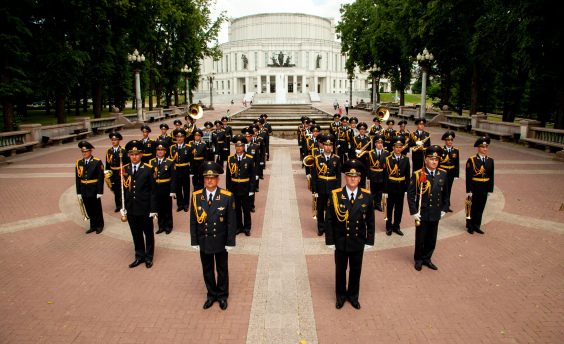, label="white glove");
[314,193,319,197]
[256,175,259,180]
[77,194,82,200]
[225,246,234,252]
[348,144,351,149]
[149,212,157,218]
[213,148,216,152]
[488,192,492,195]
[441,211,446,218]
[416,141,423,146]
[355,149,361,154]
[192,245,200,251]
[214,154,218,160]
[306,174,311,180]
[190,174,194,178]
[413,213,421,221]
[364,245,373,251]
[405,192,407,196]
[382,193,388,199]
[454,177,458,181]
[260,162,264,165]
[327,245,336,251]
[337,145,341,148]
[120,209,126,217]
[170,193,176,198]
[467,192,472,197]
[249,192,254,196]
[96,194,103,199]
